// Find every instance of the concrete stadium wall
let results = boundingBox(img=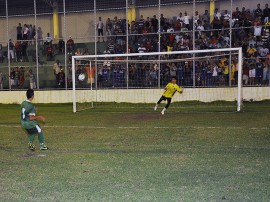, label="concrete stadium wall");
[0,0,268,44]
[0,87,269,104]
